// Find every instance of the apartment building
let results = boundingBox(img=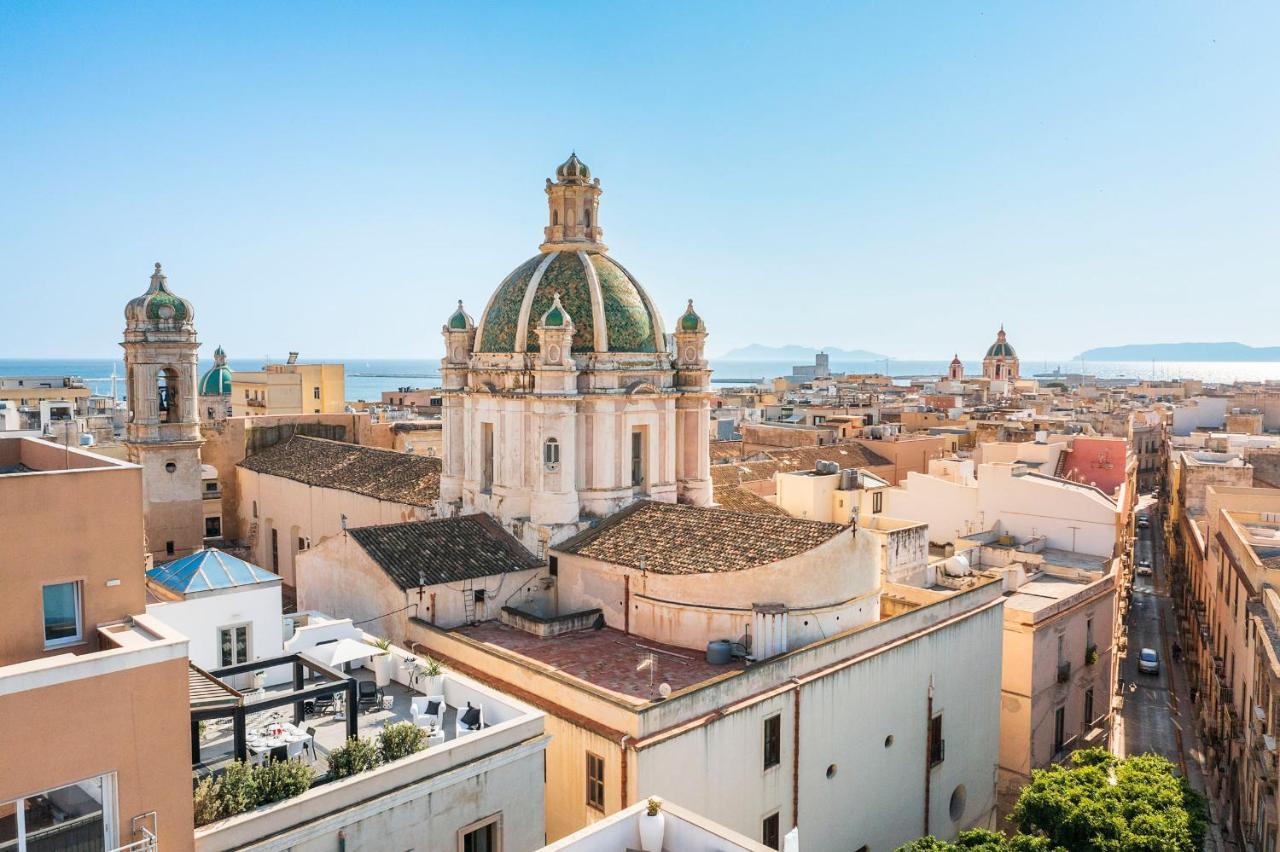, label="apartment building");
[0,436,193,851]
[231,358,345,418]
